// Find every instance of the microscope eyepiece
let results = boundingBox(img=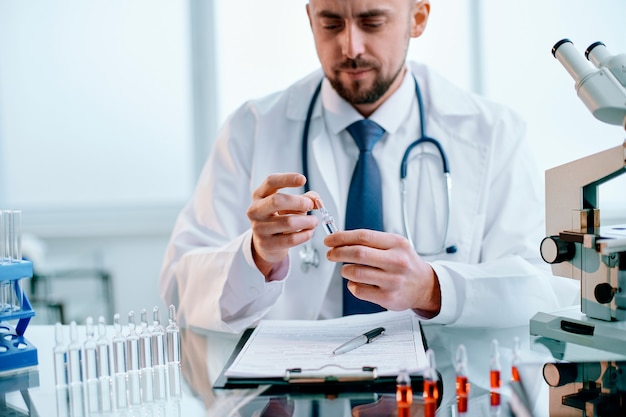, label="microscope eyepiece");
[552,38,572,58]
[585,41,605,60]
[551,37,626,127]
